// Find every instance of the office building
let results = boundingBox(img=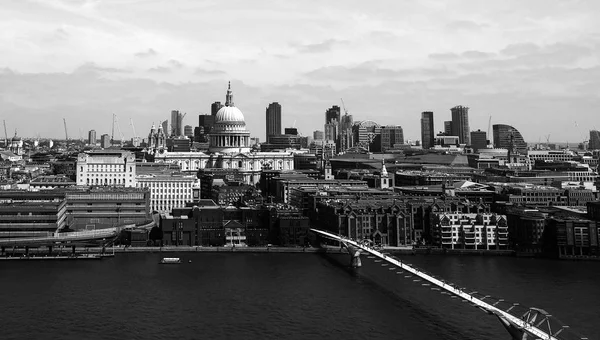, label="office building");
[184,125,193,137]
[76,150,137,187]
[444,121,453,135]
[211,101,223,117]
[380,125,404,151]
[590,130,600,150]
[170,110,183,137]
[450,105,470,145]
[313,130,324,141]
[421,112,434,149]
[136,173,199,213]
[88,130,97,146]
[100,134,110,148]
[266,102,282,143]
[493,124,527,154]
[325,105,341,124]
[470,130,487,152]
